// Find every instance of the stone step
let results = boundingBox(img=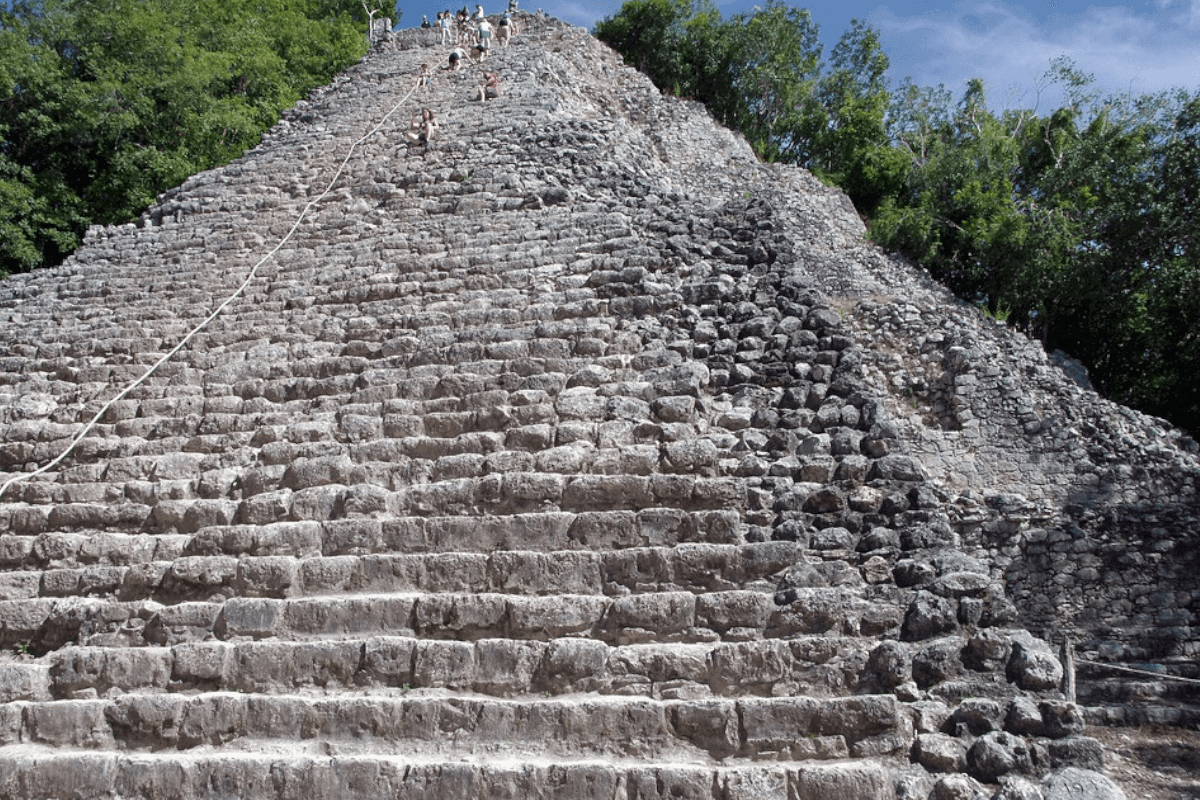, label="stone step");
[0,750,898,800]
[0,510,746,567]
[5,693,908,761]
[41,636,871,700]
[0,586,900,651]
[4,477,742,533]
[7,541,804,602]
